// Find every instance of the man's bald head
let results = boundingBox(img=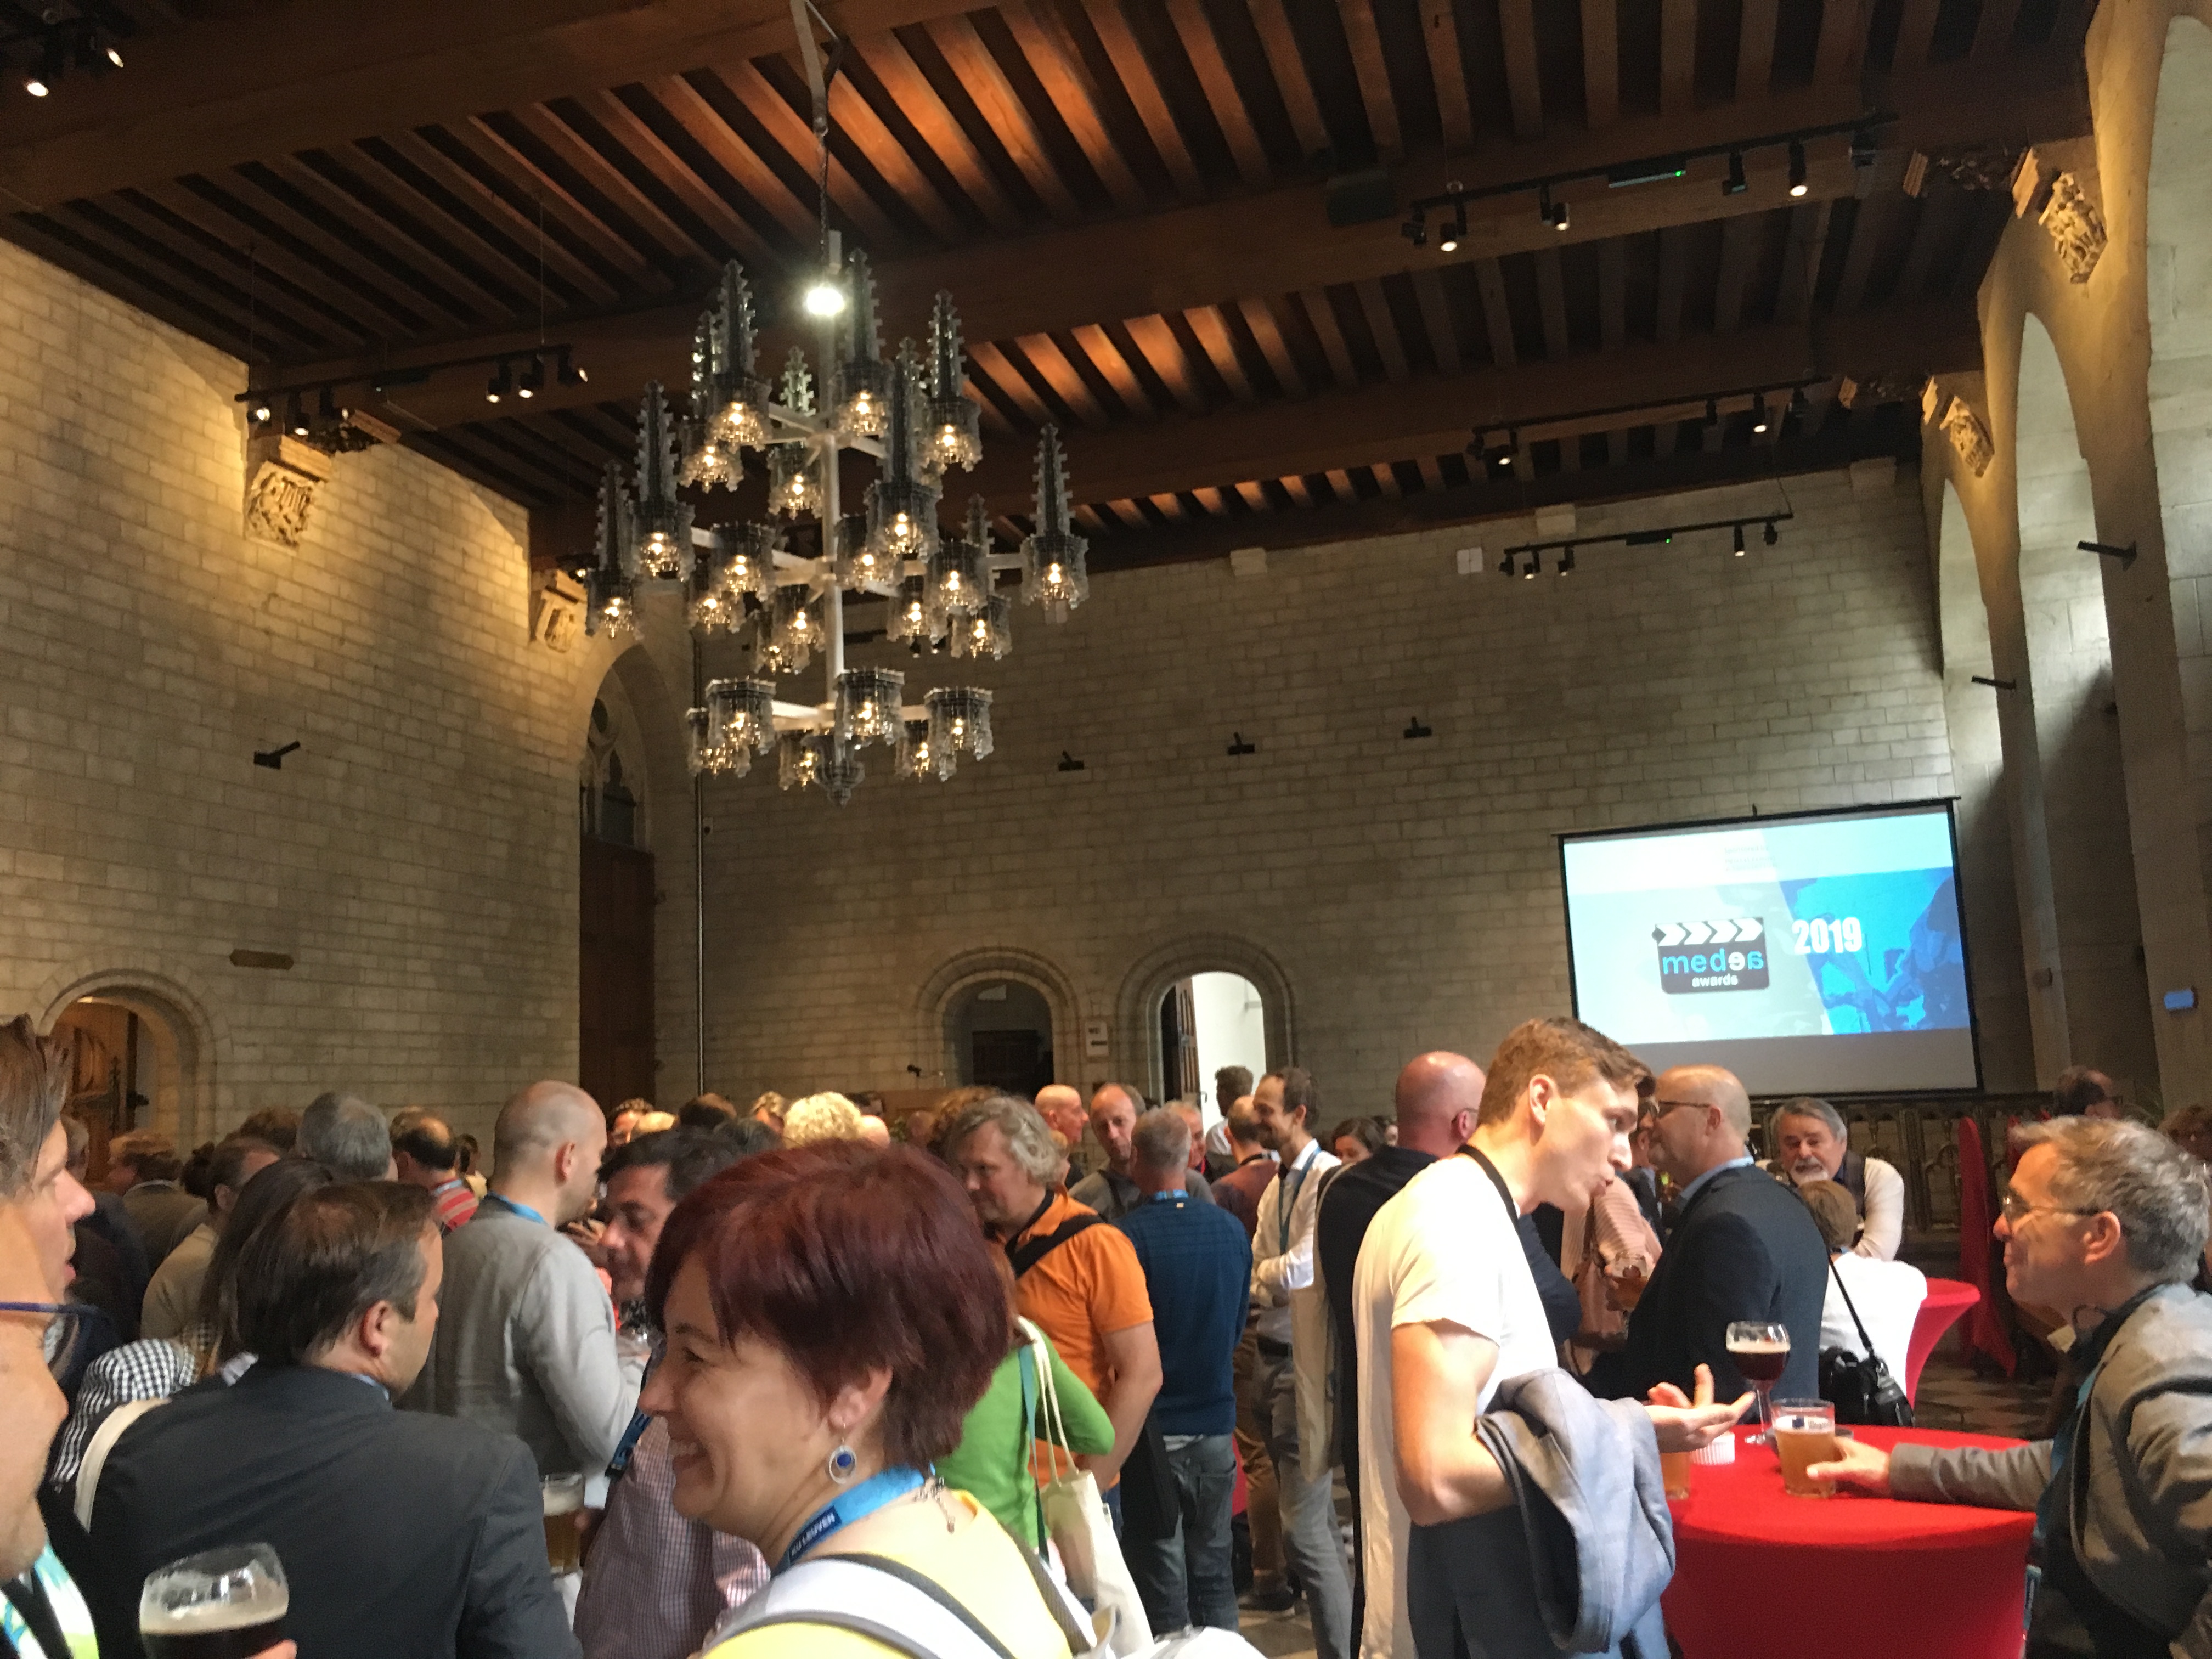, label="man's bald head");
[1393,1052,1486,1158]
[1035,1084,1085,1142]
[1654,1065,1751,1135]
[492,1081,607,1225]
